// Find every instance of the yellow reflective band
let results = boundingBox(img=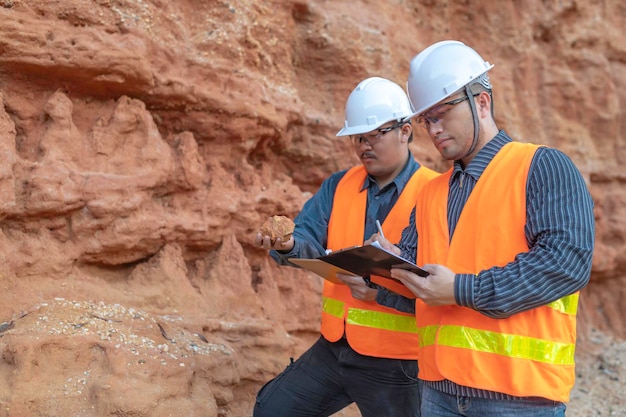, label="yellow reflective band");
[425,325,575,365]
[547,293,579,315]
[418,325,439,348]
[322,296,345,319]
[347,307,419,334]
